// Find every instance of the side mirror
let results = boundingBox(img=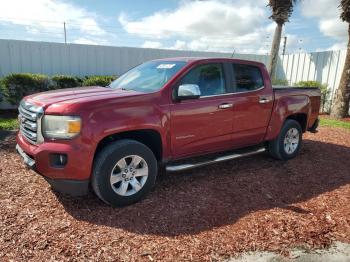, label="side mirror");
[177,84,201,100]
